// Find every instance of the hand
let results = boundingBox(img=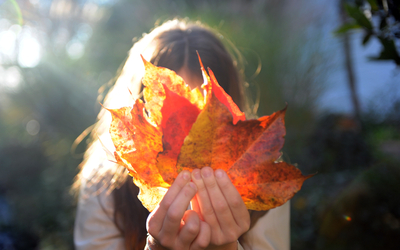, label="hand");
[146,170,211,250]
[191,167,250,250]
